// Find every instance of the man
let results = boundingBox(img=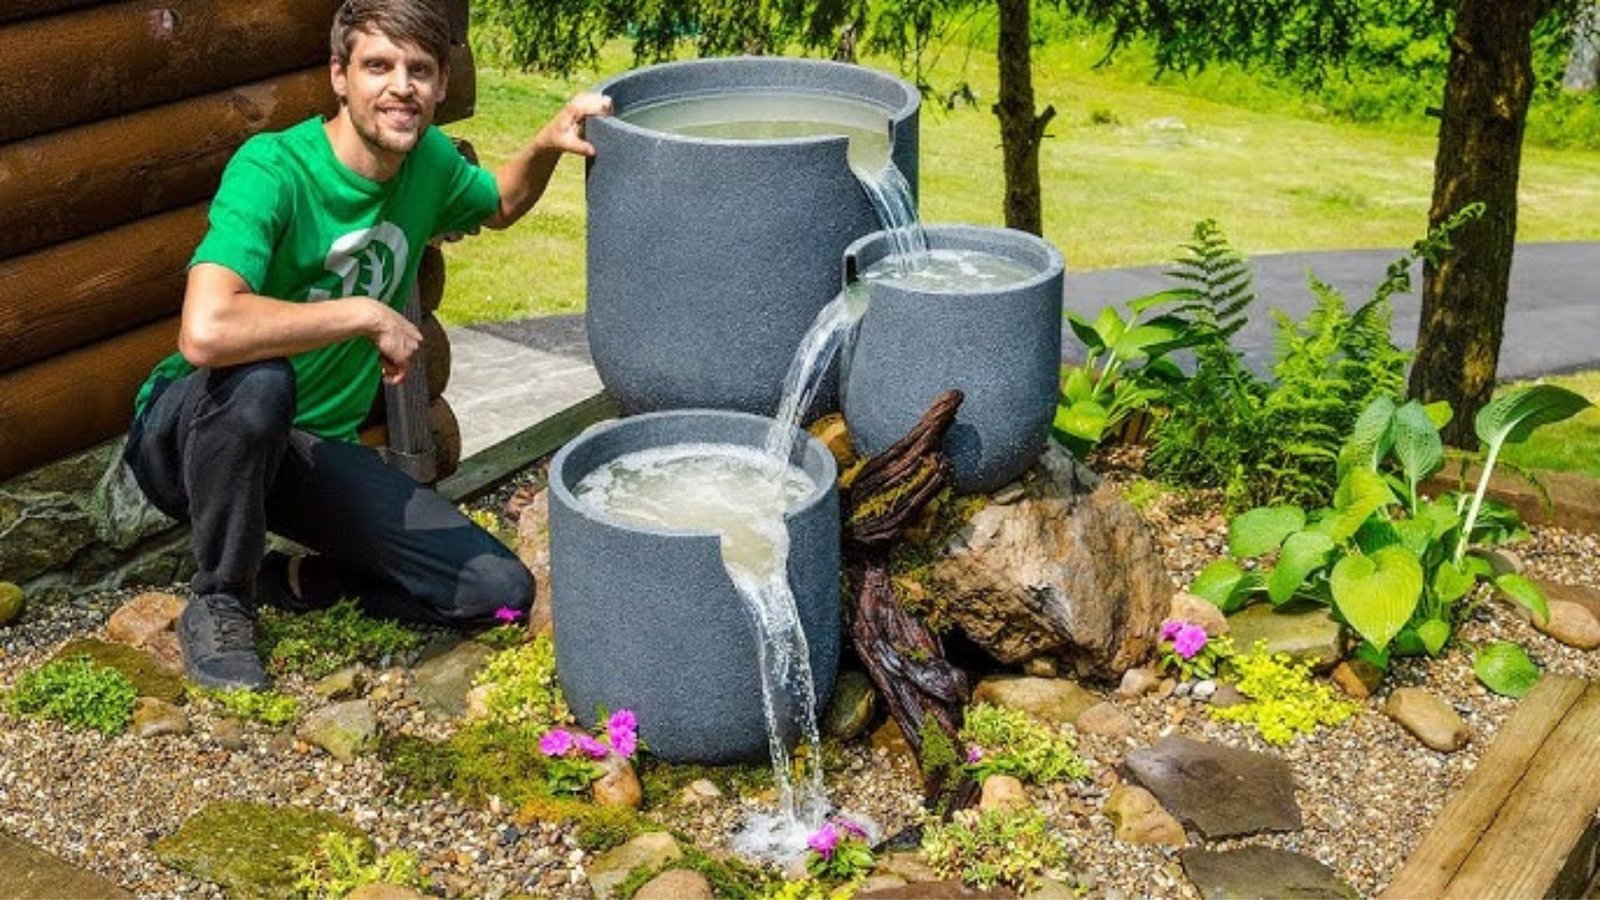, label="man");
[123,0,610,689]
